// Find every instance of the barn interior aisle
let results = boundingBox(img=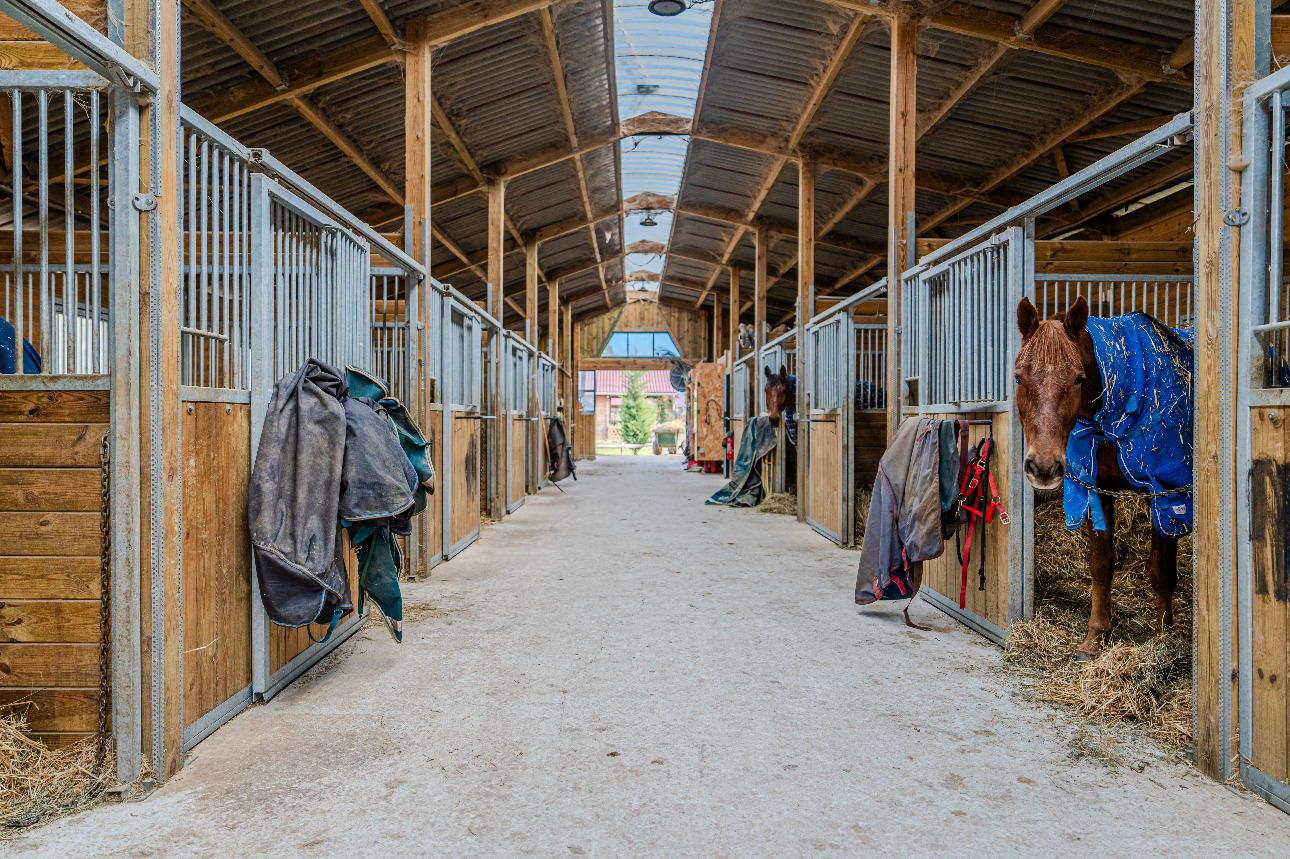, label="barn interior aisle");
[11,457,1288,856]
